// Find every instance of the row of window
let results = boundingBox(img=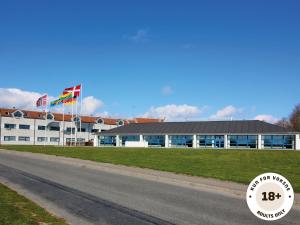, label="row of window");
[99,135,296,149]
[3,136,60,142]
[4,124,30,129]
[3,124,101,132]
